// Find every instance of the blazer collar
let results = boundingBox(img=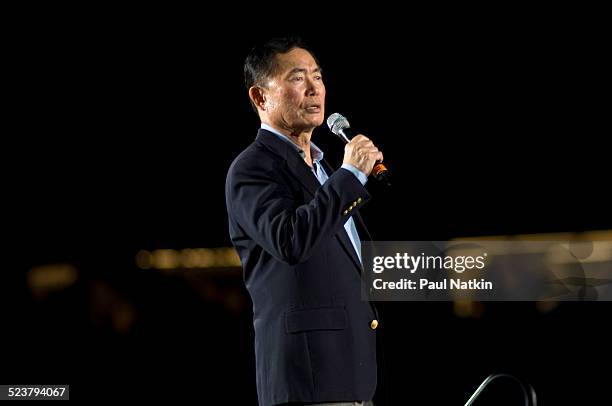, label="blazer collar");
[256,129,321,197]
